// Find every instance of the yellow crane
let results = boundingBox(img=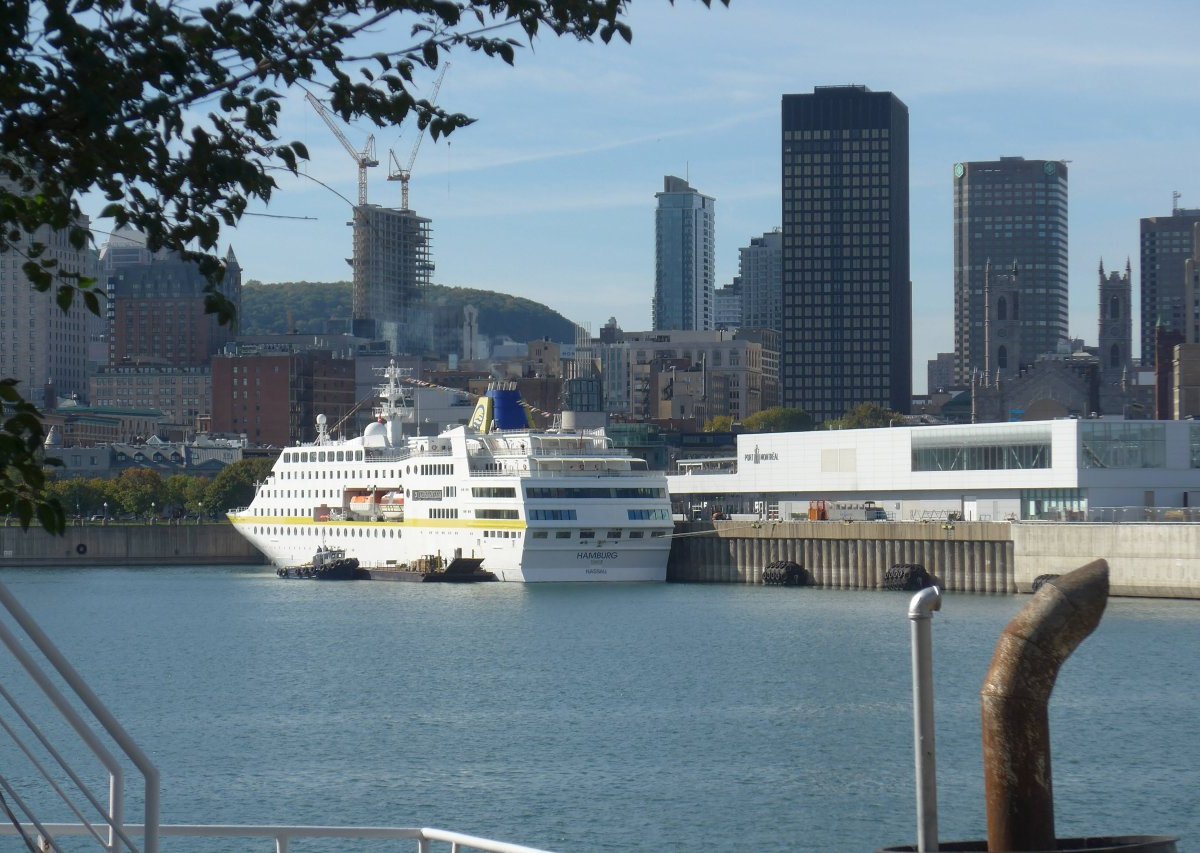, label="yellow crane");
[305,91,379,206]
[388,63,449,210]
